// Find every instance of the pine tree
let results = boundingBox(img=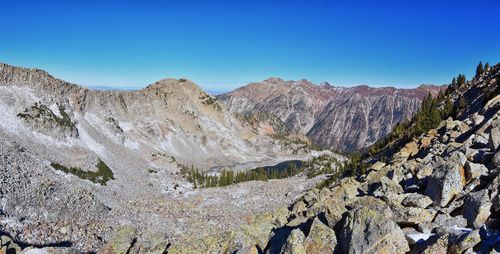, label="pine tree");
[476,62,484,77]
[485,62,490,71]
